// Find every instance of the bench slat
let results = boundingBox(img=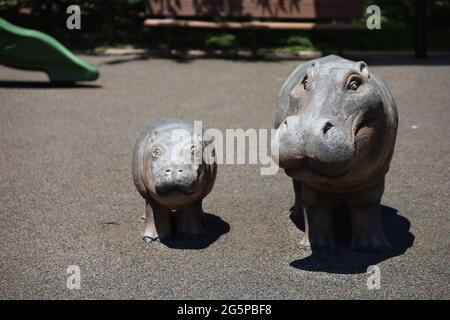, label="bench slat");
[144,19,364,30]
[146,0,364,19]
